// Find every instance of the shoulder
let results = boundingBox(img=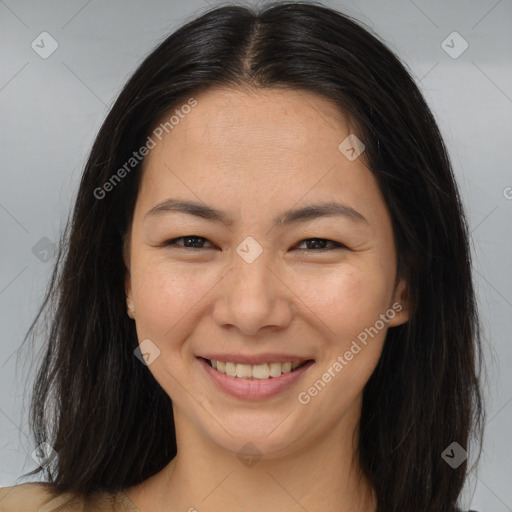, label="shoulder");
[0,482,60,511]
[0,483,135,512]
